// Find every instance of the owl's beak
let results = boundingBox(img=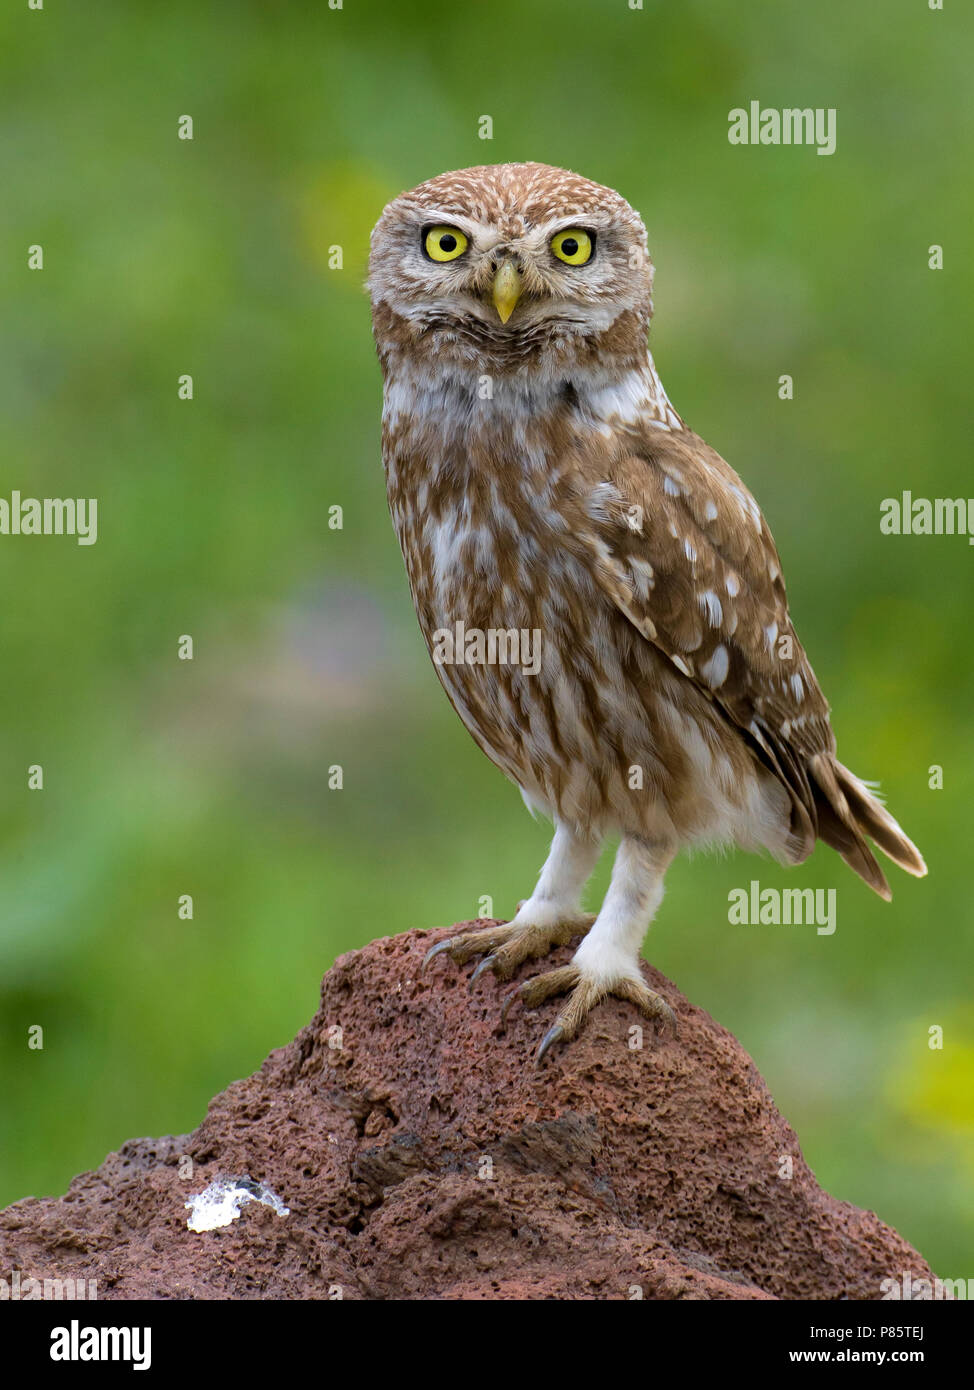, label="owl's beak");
[491,261,523,324]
